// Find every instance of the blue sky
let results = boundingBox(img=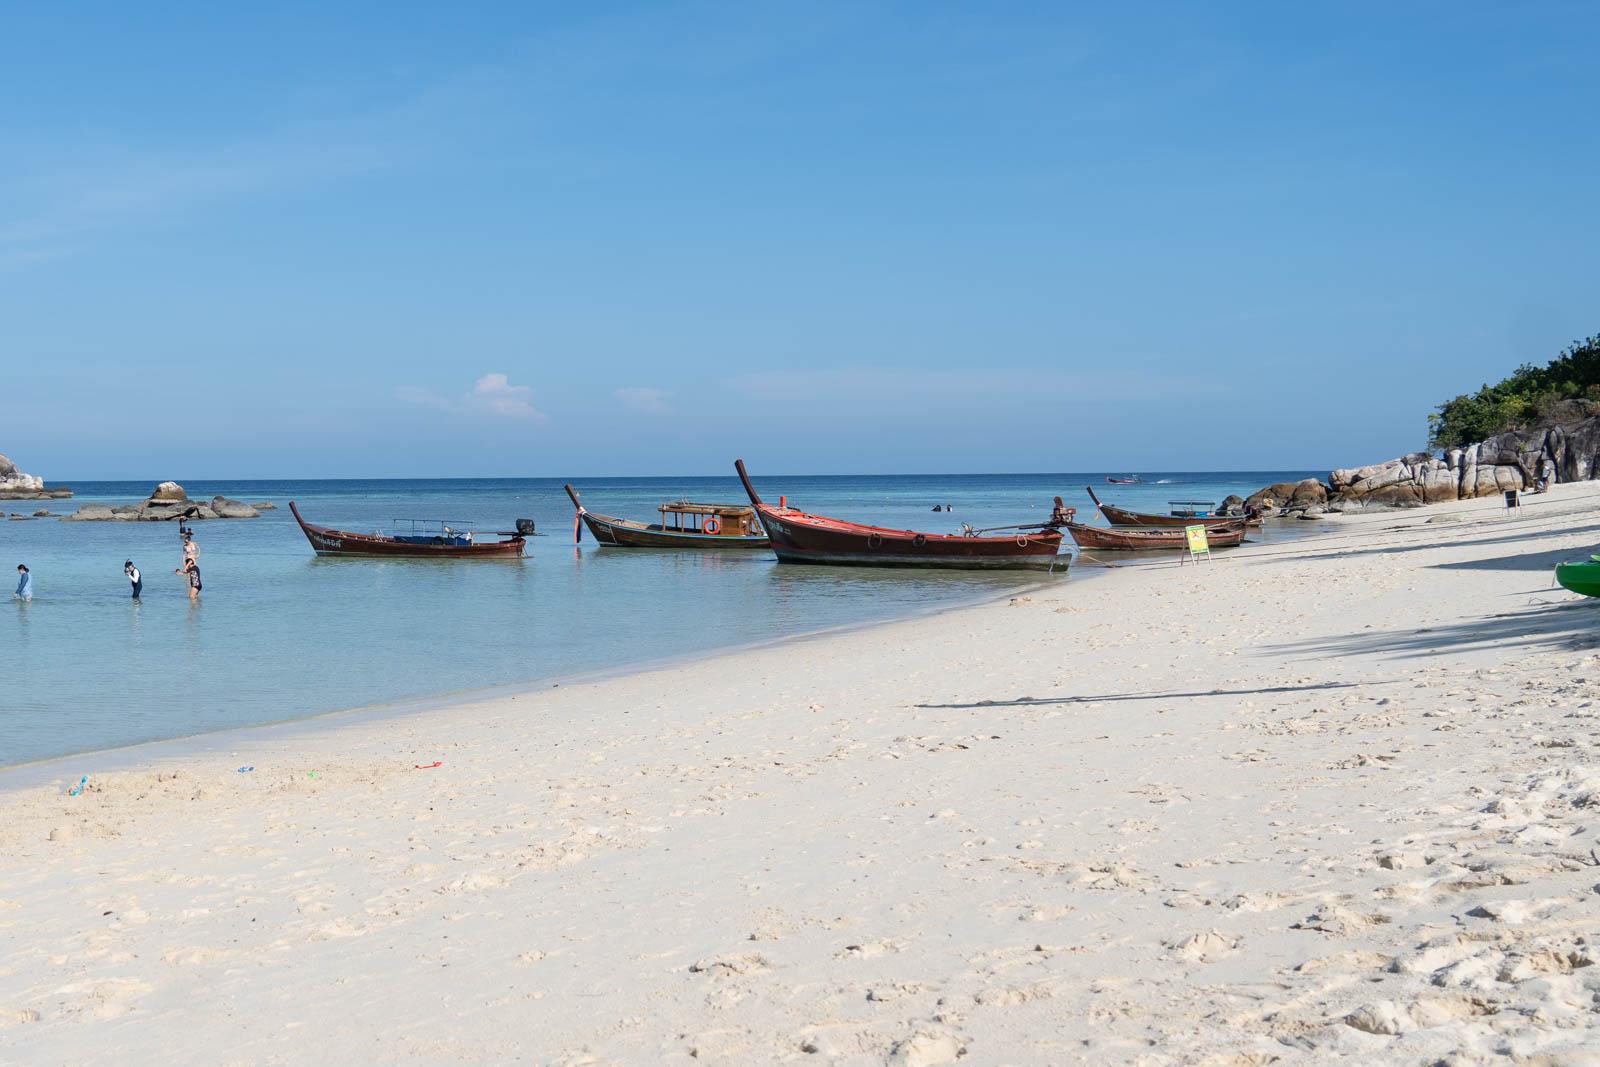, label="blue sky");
[2,2,1596,478]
